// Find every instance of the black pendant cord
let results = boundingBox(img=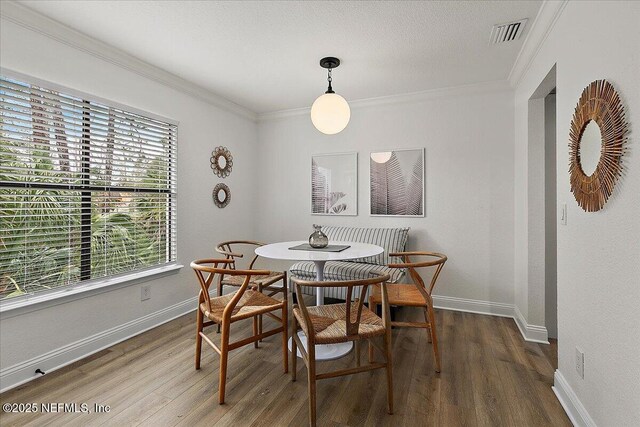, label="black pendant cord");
[325,68,335,94]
